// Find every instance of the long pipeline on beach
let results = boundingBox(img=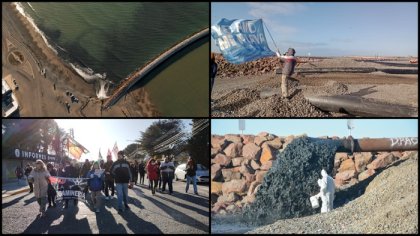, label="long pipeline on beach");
[102,28,209,109]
